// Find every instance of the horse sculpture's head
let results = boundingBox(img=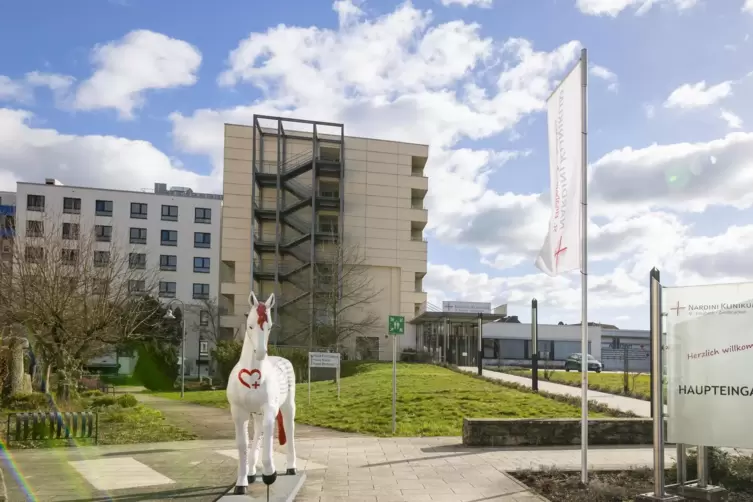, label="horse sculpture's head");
[246,292,275,360]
